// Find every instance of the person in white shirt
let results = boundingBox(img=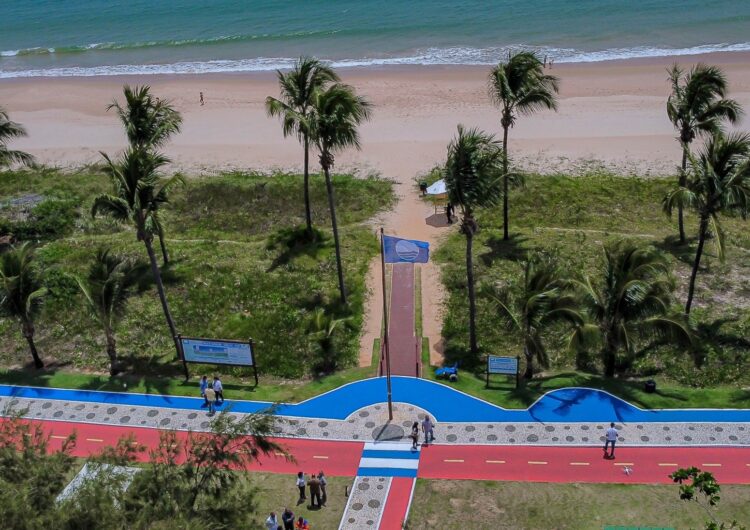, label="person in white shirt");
[318,470,328,506]
[296,471,306,503]
[265,512,278,530]
[212,376,224,404]
[604,422,619,458]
